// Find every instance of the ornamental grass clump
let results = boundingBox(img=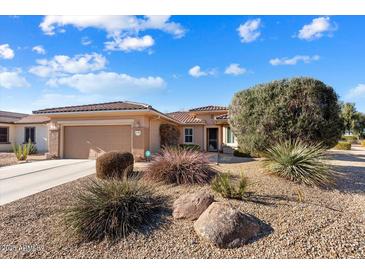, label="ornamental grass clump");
[64,176,167,242]
[211,172,248,200]
[334,142,352,150]
[144,146,214,184]
[262,139,333,187]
